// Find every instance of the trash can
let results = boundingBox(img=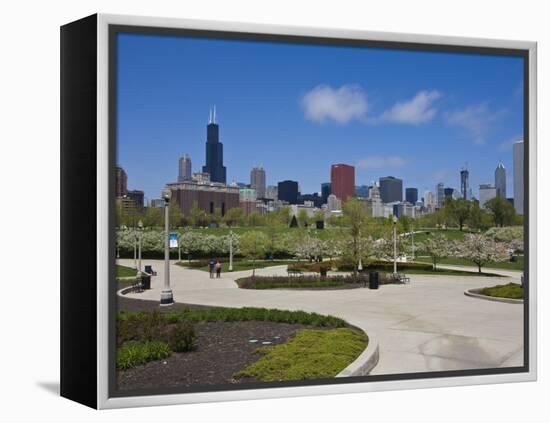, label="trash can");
[320,267,328,277]
[144,265,153,274]
[141,273,151,290]
[369,271,379,290]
